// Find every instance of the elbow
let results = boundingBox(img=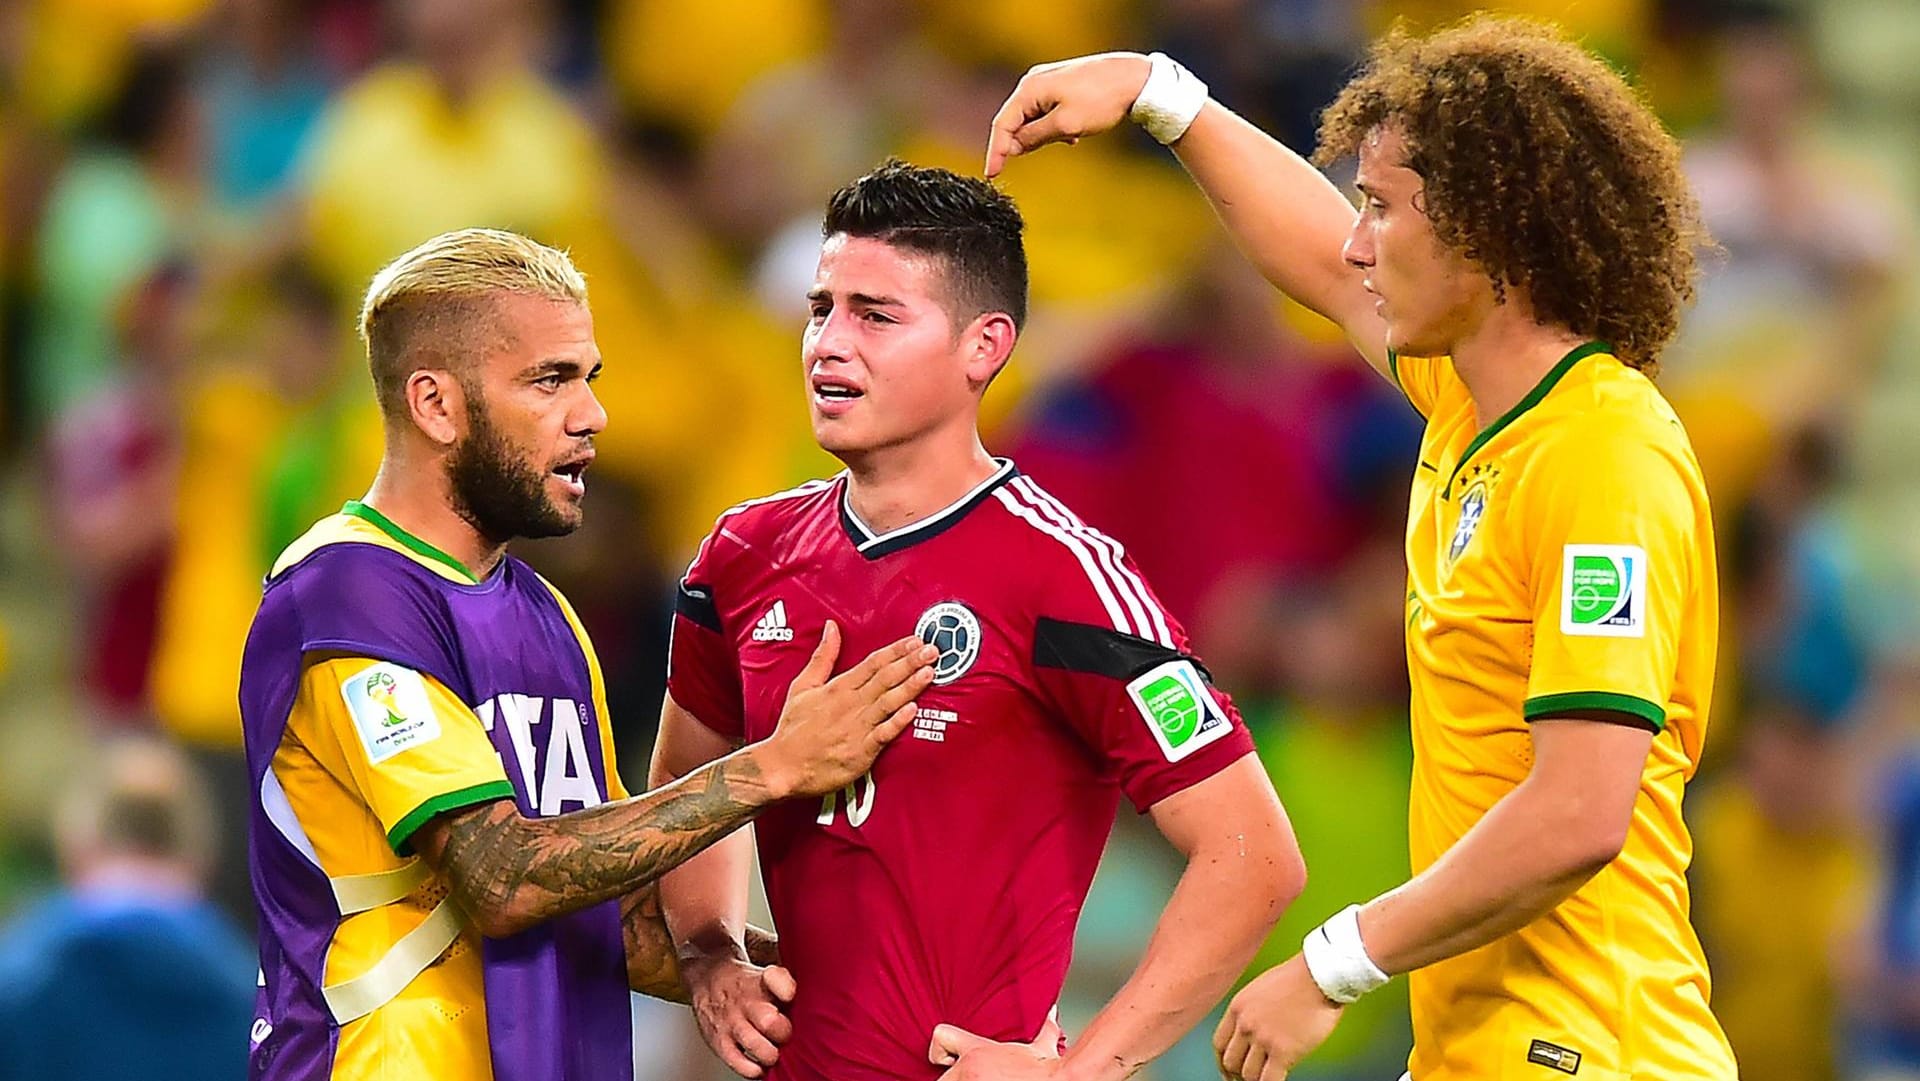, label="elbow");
[467,901,539,940]
[1273,844,1308,915]
[1557,815,1630,881]
[1229,831,1308,928]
